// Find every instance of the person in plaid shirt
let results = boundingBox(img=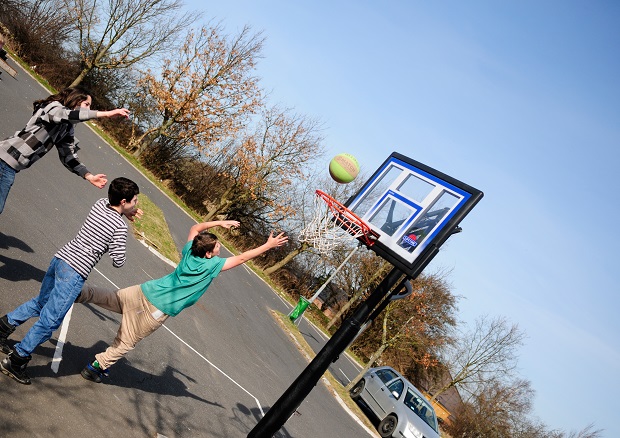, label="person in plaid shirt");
[0,86,130,214]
